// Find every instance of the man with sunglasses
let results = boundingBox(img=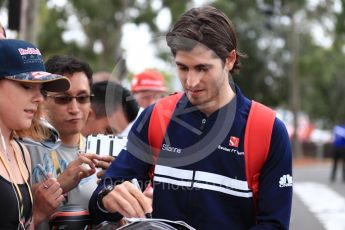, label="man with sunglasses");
[27,55,104,229]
